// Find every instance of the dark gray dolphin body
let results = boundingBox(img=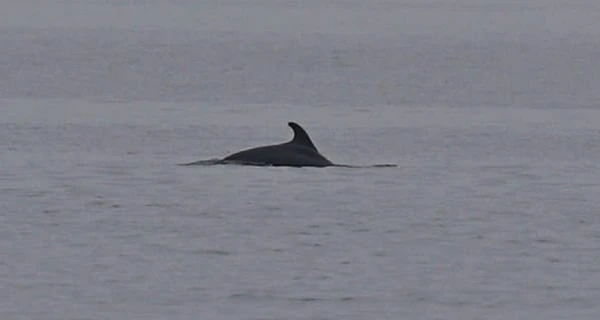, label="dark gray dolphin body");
[183,122,334,167]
